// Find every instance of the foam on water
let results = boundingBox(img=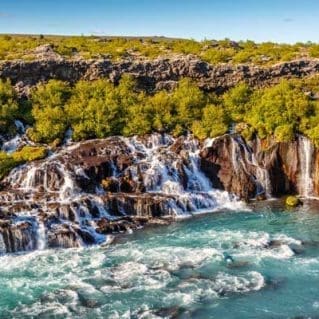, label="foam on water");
[1,206,319,318]
[36,218,46,250]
